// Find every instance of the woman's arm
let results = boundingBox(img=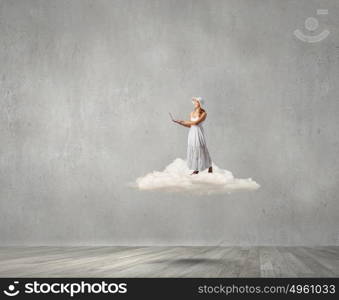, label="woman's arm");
[172,113,192,128]
[173,119,191,128]
[172,118,191,127]
[172,112,207,127]
[180,112,193,127]
[184,112,207,126]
